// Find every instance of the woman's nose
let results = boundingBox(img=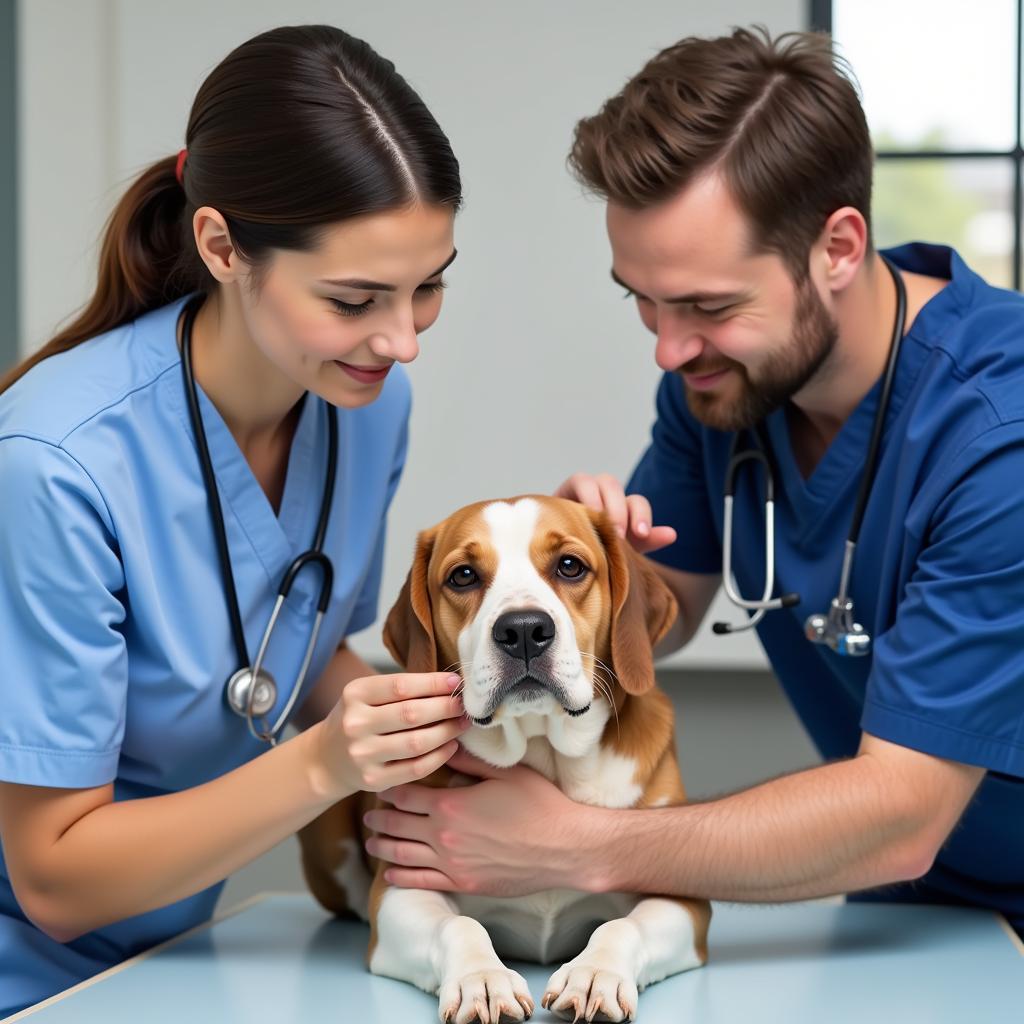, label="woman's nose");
[370,316,420,364]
